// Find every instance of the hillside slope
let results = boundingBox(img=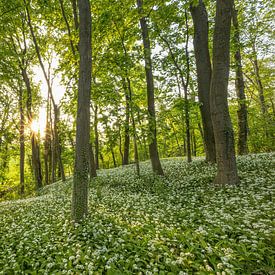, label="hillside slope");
[0,153,274,274]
